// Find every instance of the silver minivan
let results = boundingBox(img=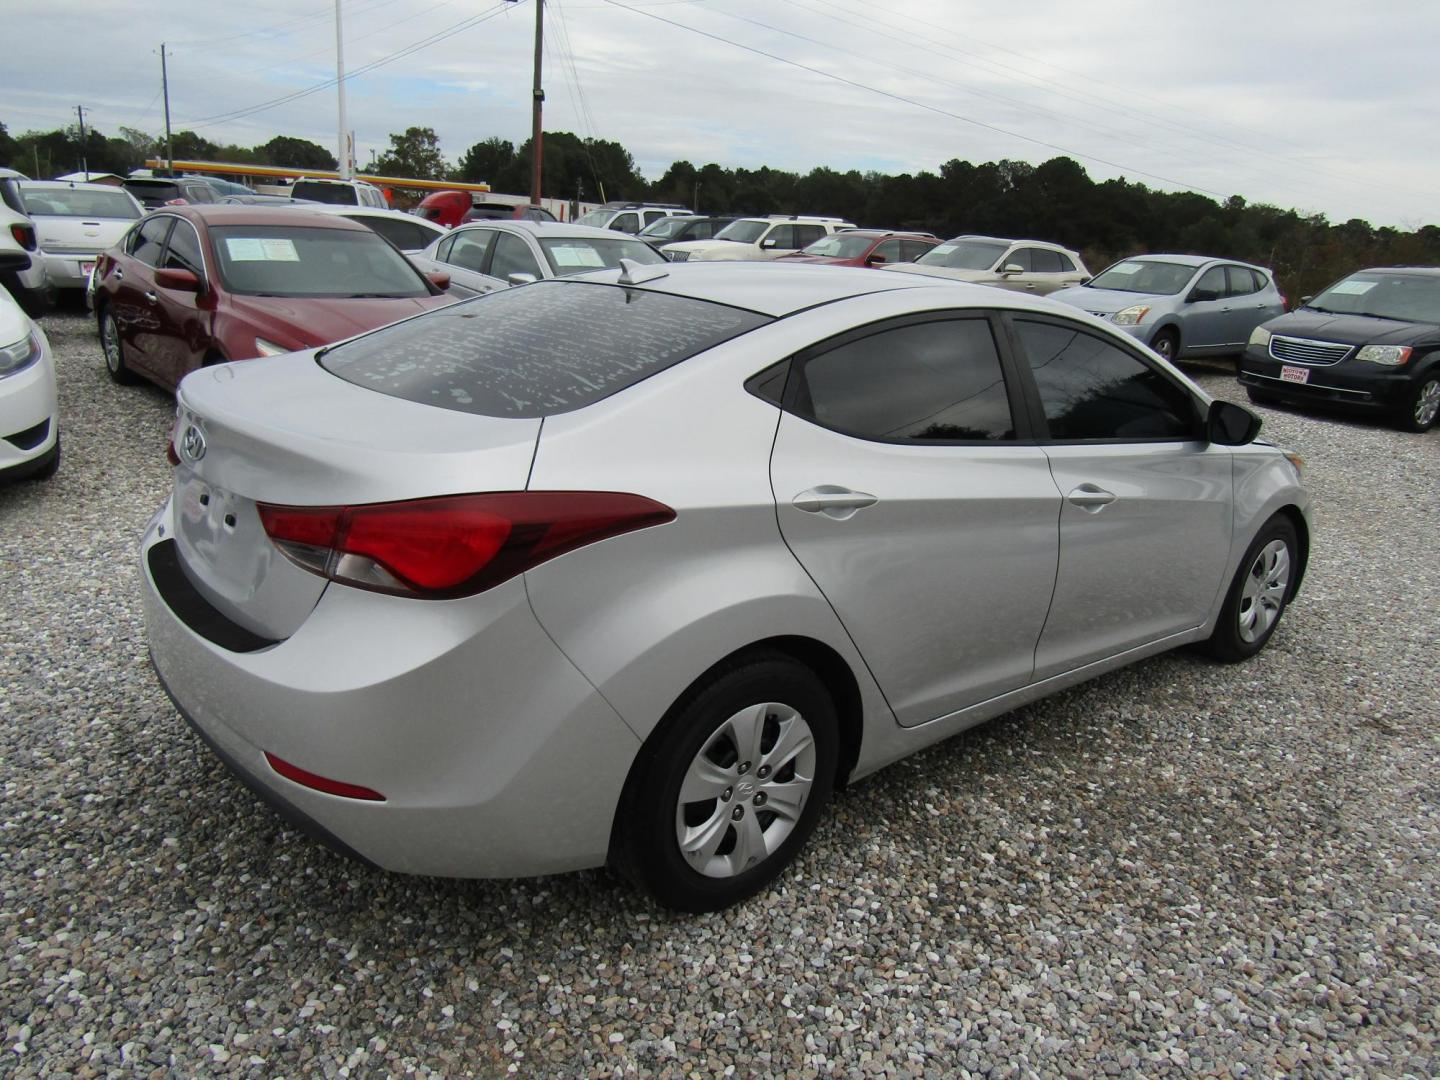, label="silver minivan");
[1050,254,1286,362]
